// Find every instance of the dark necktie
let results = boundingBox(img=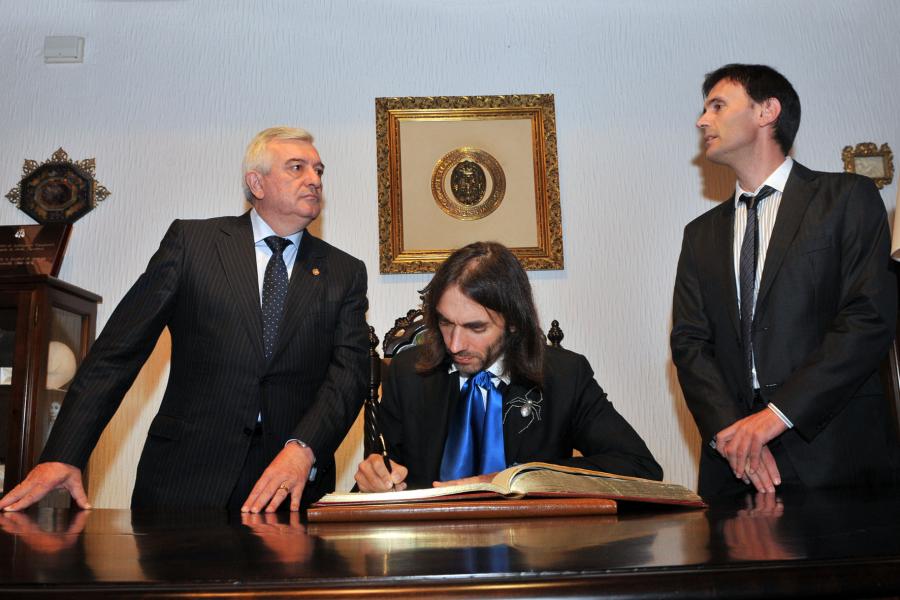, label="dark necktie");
[262,235,292,359]
[439,371,507,481]
[738,185,776,389]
